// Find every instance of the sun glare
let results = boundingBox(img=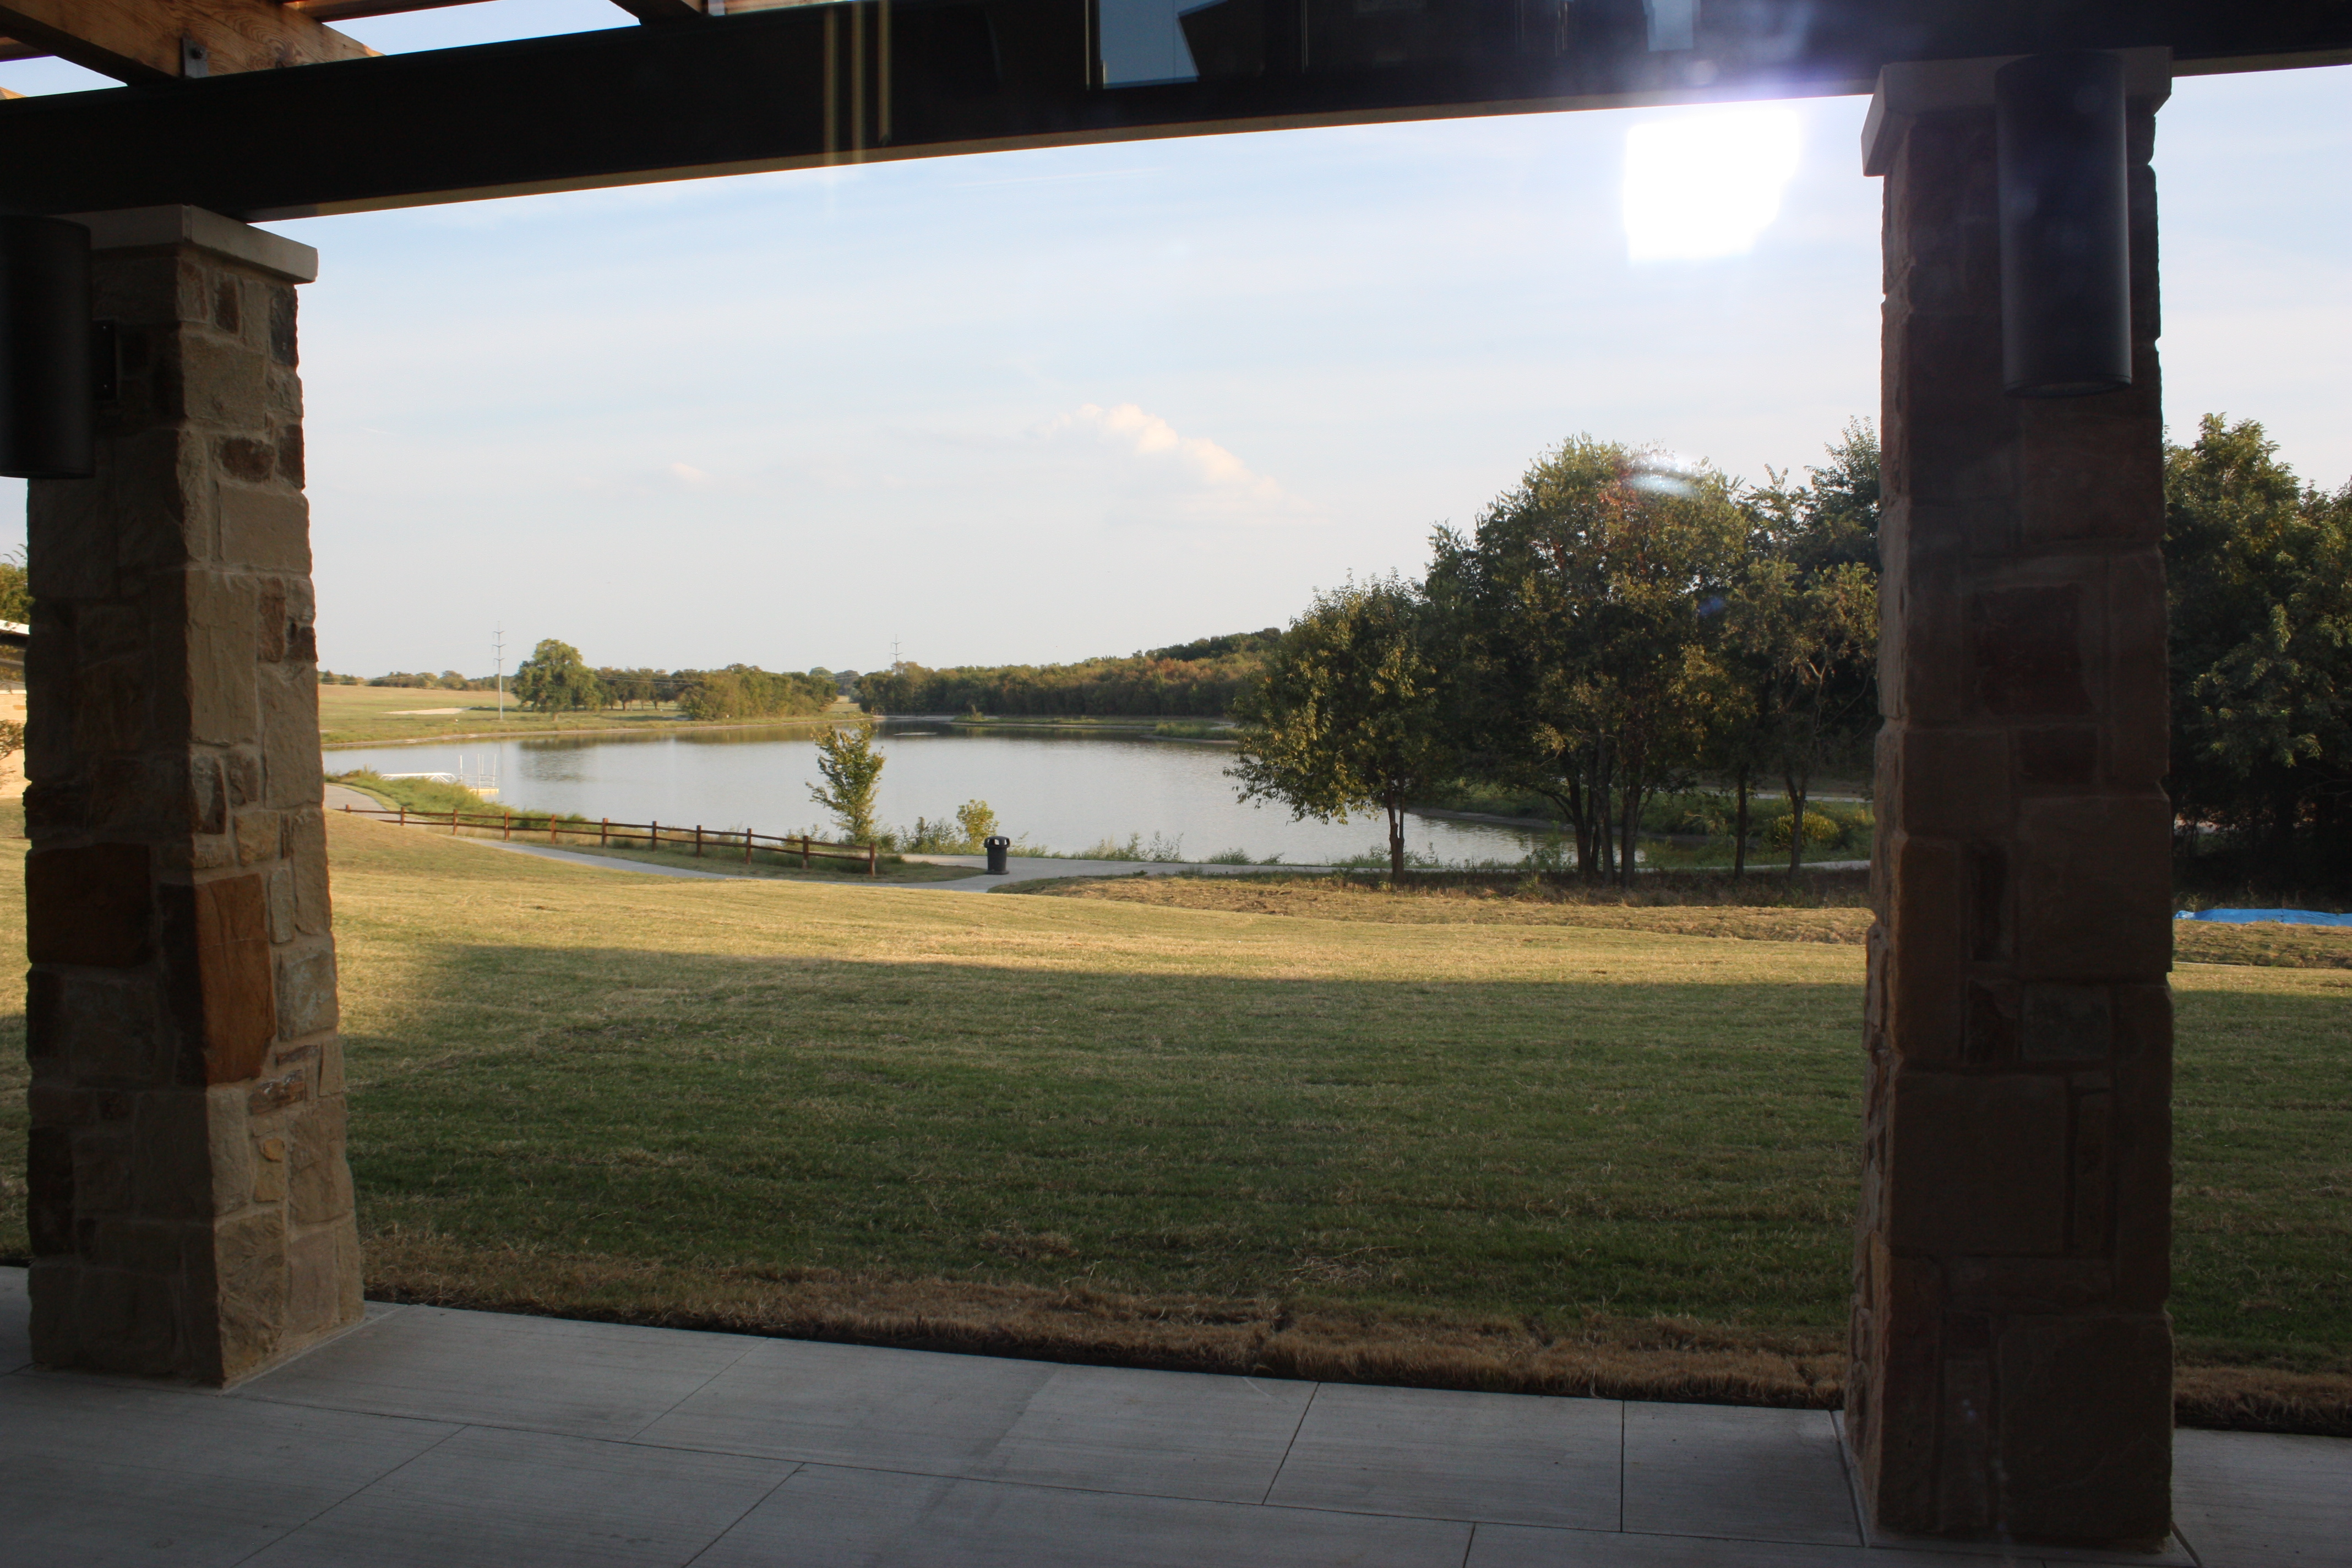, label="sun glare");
[1621,107,1803,262]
